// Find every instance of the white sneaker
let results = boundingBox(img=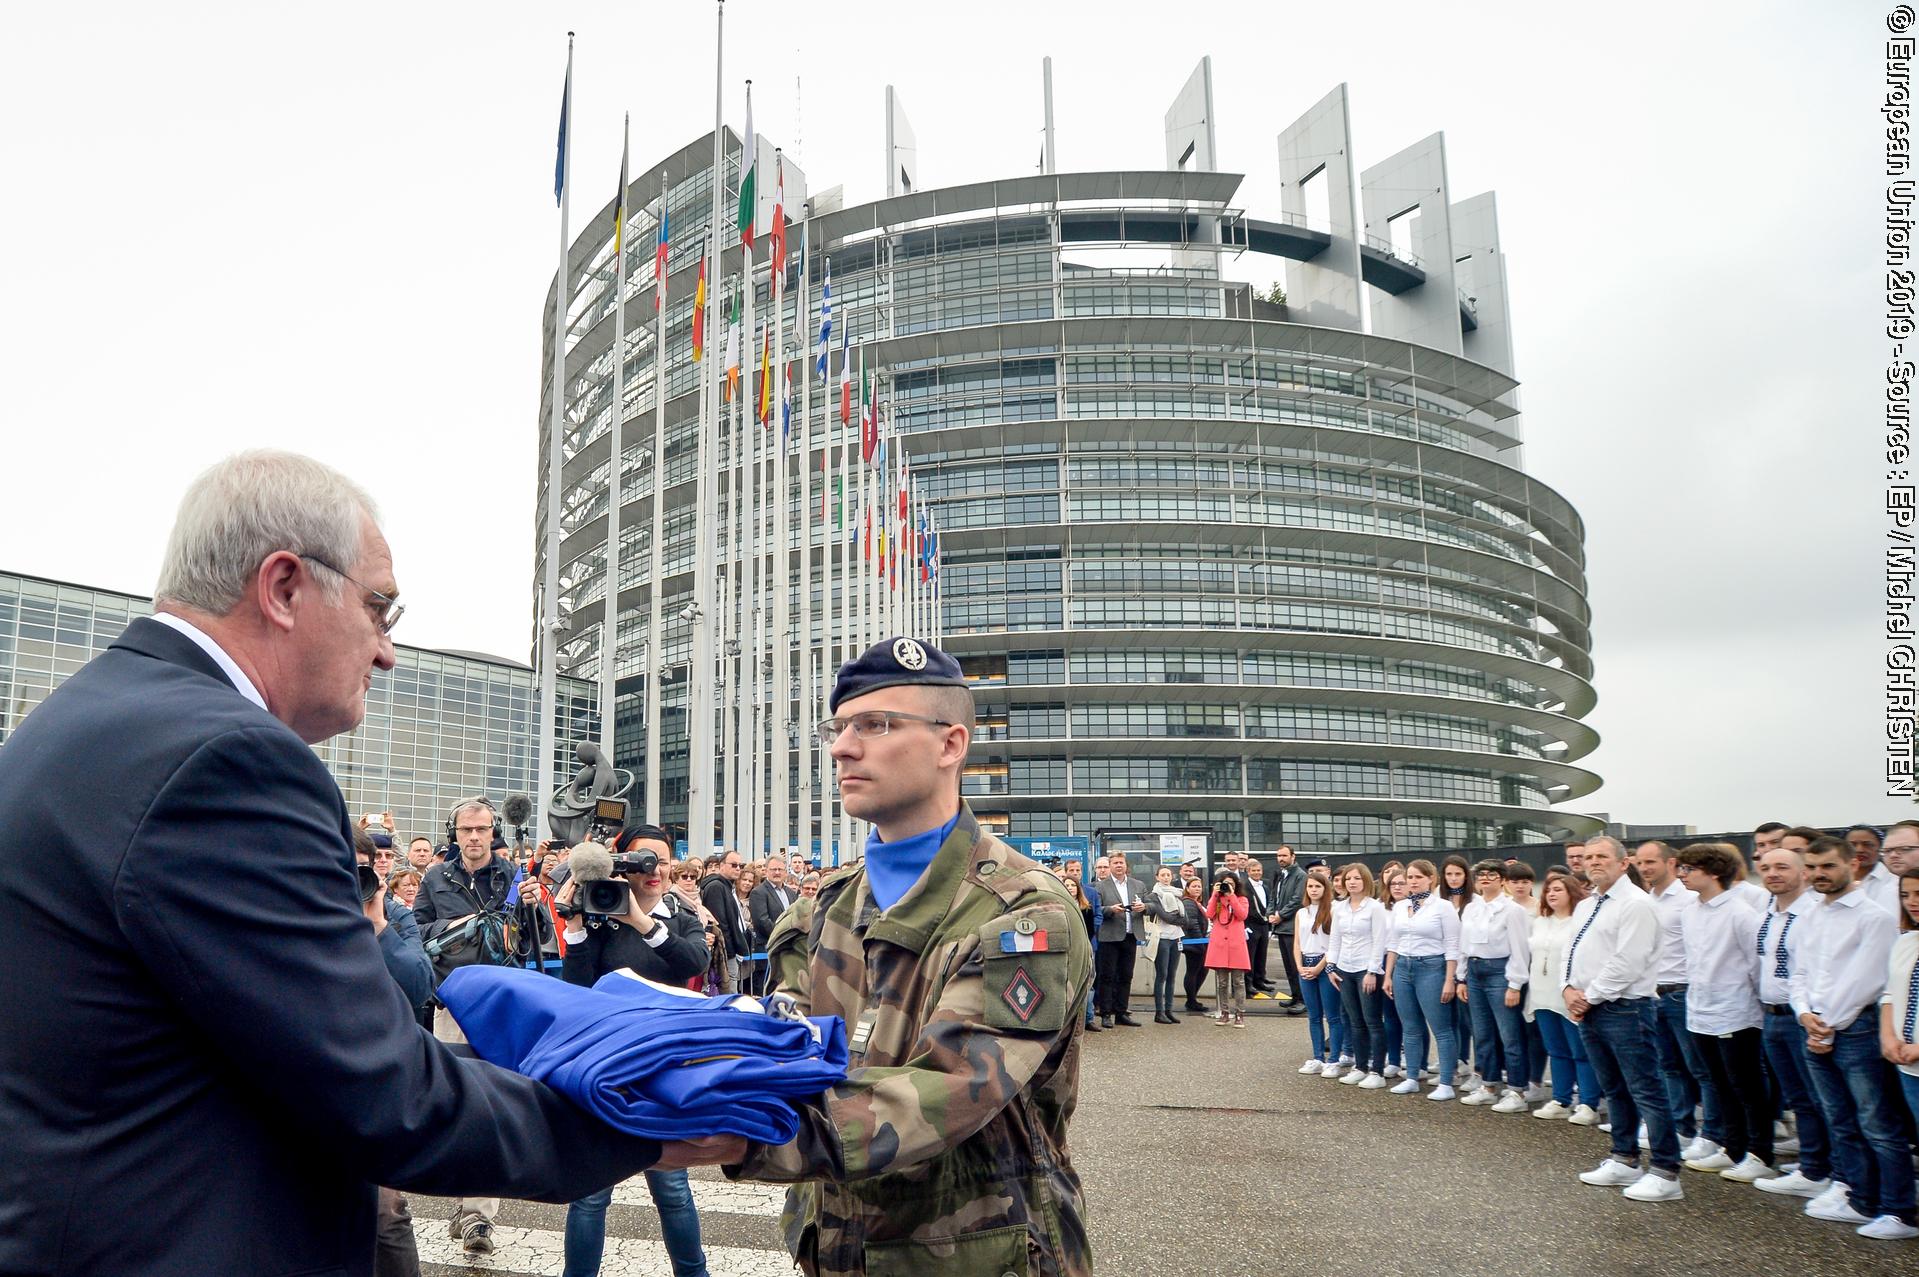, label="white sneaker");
[1622,1172,1684,1203]
[1774,1136,1801,1158]
[1427,1084,1457,1102]
[1339,1067,1366,1085]
[1492,1090,1530,1115]
[1456,1070,1481,1089]
[1857,1215,1919,1240]
[1522,1082,1552,1103]
[1756,1170,1831,1198]
[1719,1154,1777,1183]
[1532,1100,1570,1120]
[1389,1079,1421,1095]
[1383,1064,1402,1078]
[1806,1194,1872,1224]
[1579,1158,1644,1187]
[1358,1072,1388,1089]
[1680,1136,1721,1163]
[1323,1065,1348,1081]
[1299,1059,1324,1075]
[1460,1085,1500,1107]
[1338,1053,1355,1066]
[1684,1150,1735,1173]
[1806,1182,1851,1212]
[1598,1121,1613,1134]
[1416,1068,1434,1082]
[1568,1105,1602,1126]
